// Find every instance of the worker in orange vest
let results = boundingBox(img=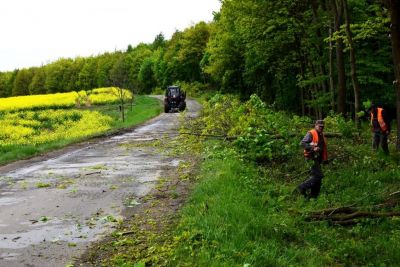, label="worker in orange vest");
[296,120,328,198]
[368,104,390,155]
